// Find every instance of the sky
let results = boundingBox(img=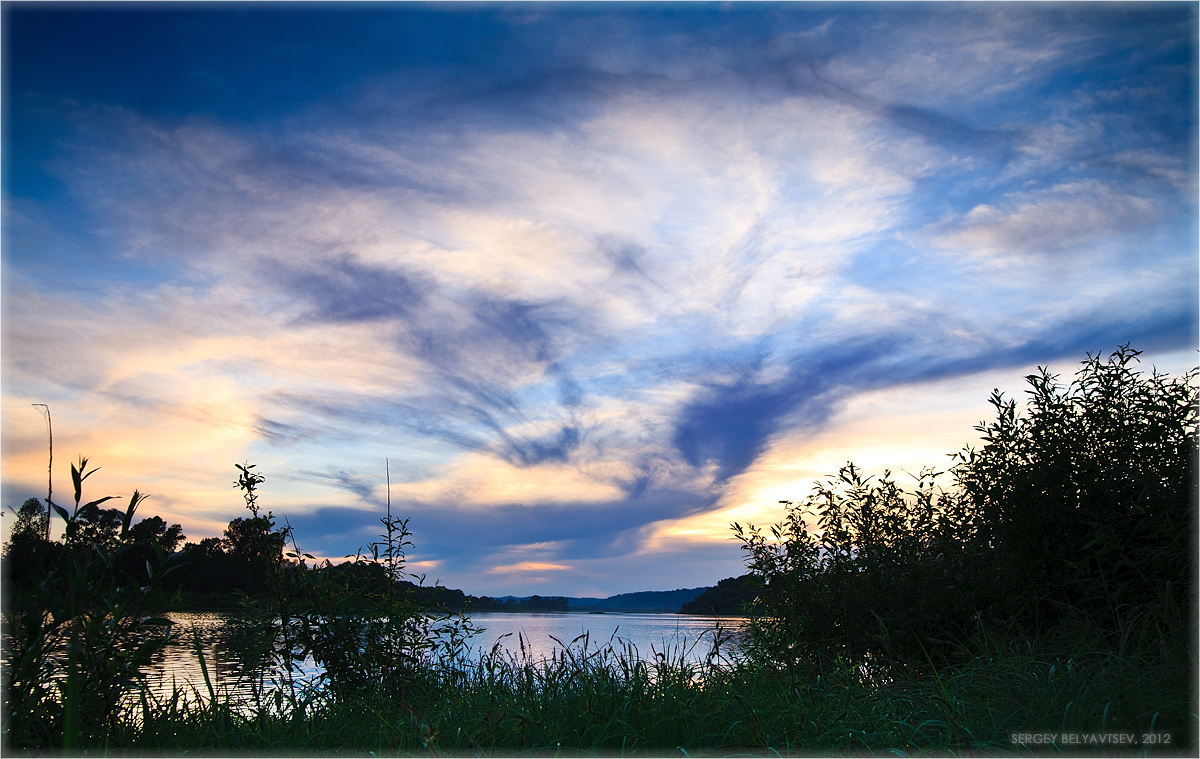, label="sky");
[2,2,1197,598]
